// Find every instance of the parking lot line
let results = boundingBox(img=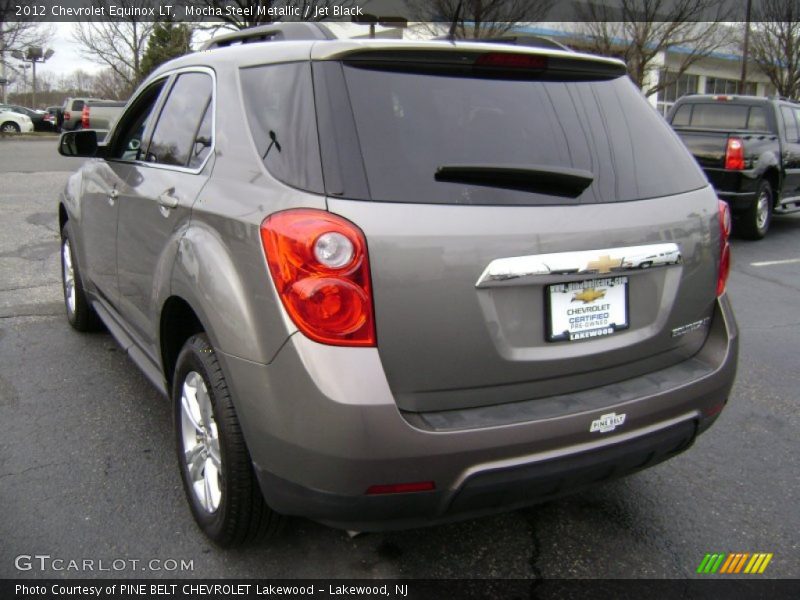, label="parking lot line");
[750,258,800,267]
